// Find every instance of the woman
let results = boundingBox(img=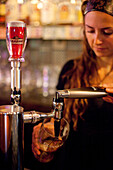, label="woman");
[32,0,113,169]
